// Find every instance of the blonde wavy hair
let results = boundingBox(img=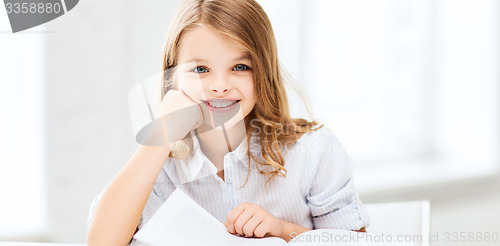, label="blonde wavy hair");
[161,0,323,184]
